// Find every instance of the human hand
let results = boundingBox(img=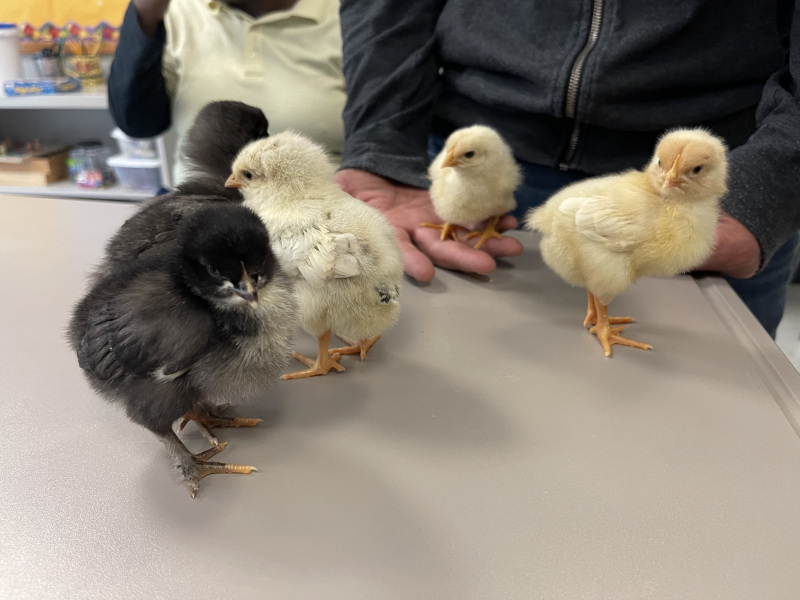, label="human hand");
[697,211,760,278]
[133,0,171,36]
[335,169,523,282]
